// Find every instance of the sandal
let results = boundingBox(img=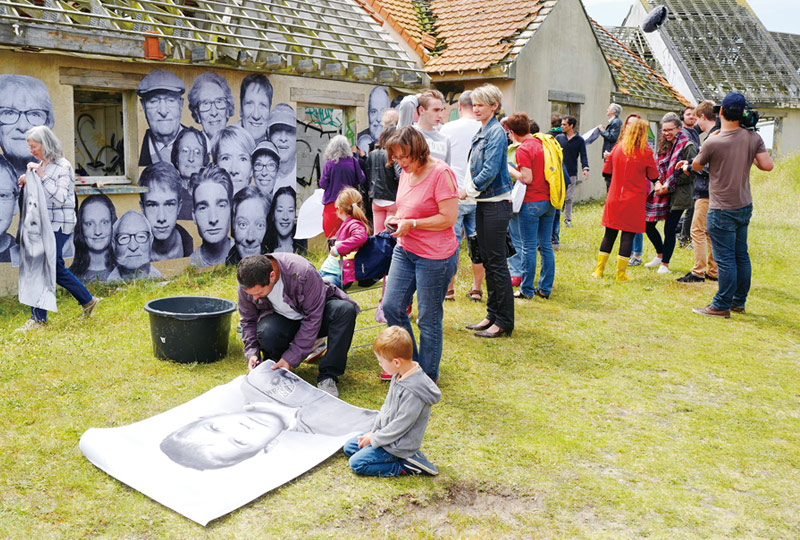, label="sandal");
[444,289,456,301]
[467,289,483,302]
